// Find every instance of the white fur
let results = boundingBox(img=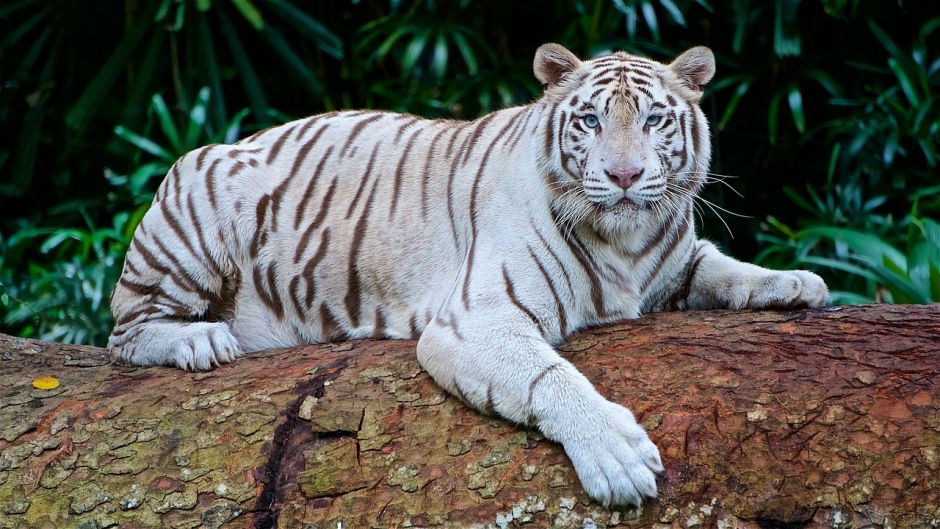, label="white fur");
[109,44,828,507]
